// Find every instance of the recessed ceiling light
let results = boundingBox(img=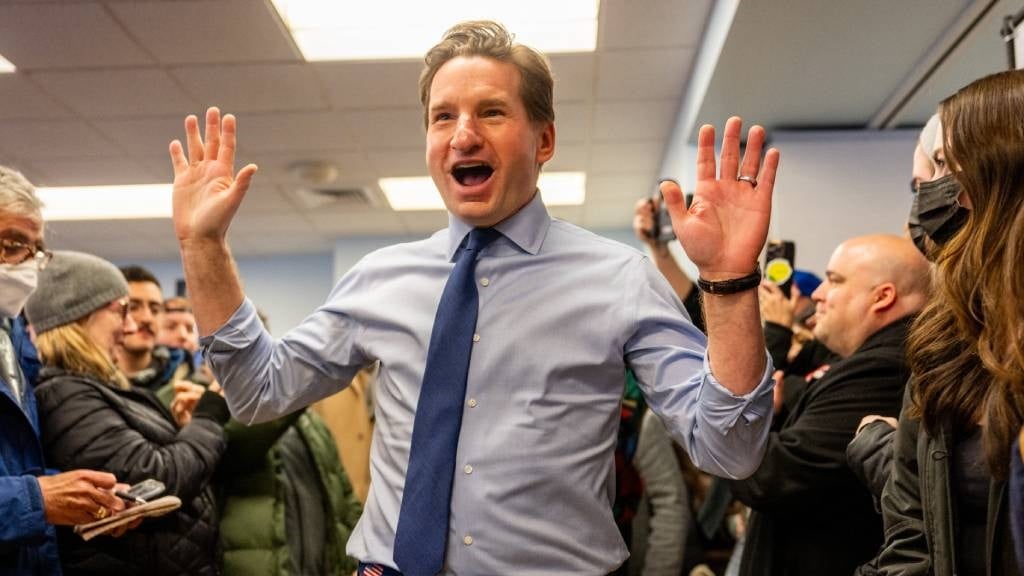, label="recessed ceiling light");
[270,0,600,61]
[380,172,586,211]
[0,53,15,73]
[36,184,172,221]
